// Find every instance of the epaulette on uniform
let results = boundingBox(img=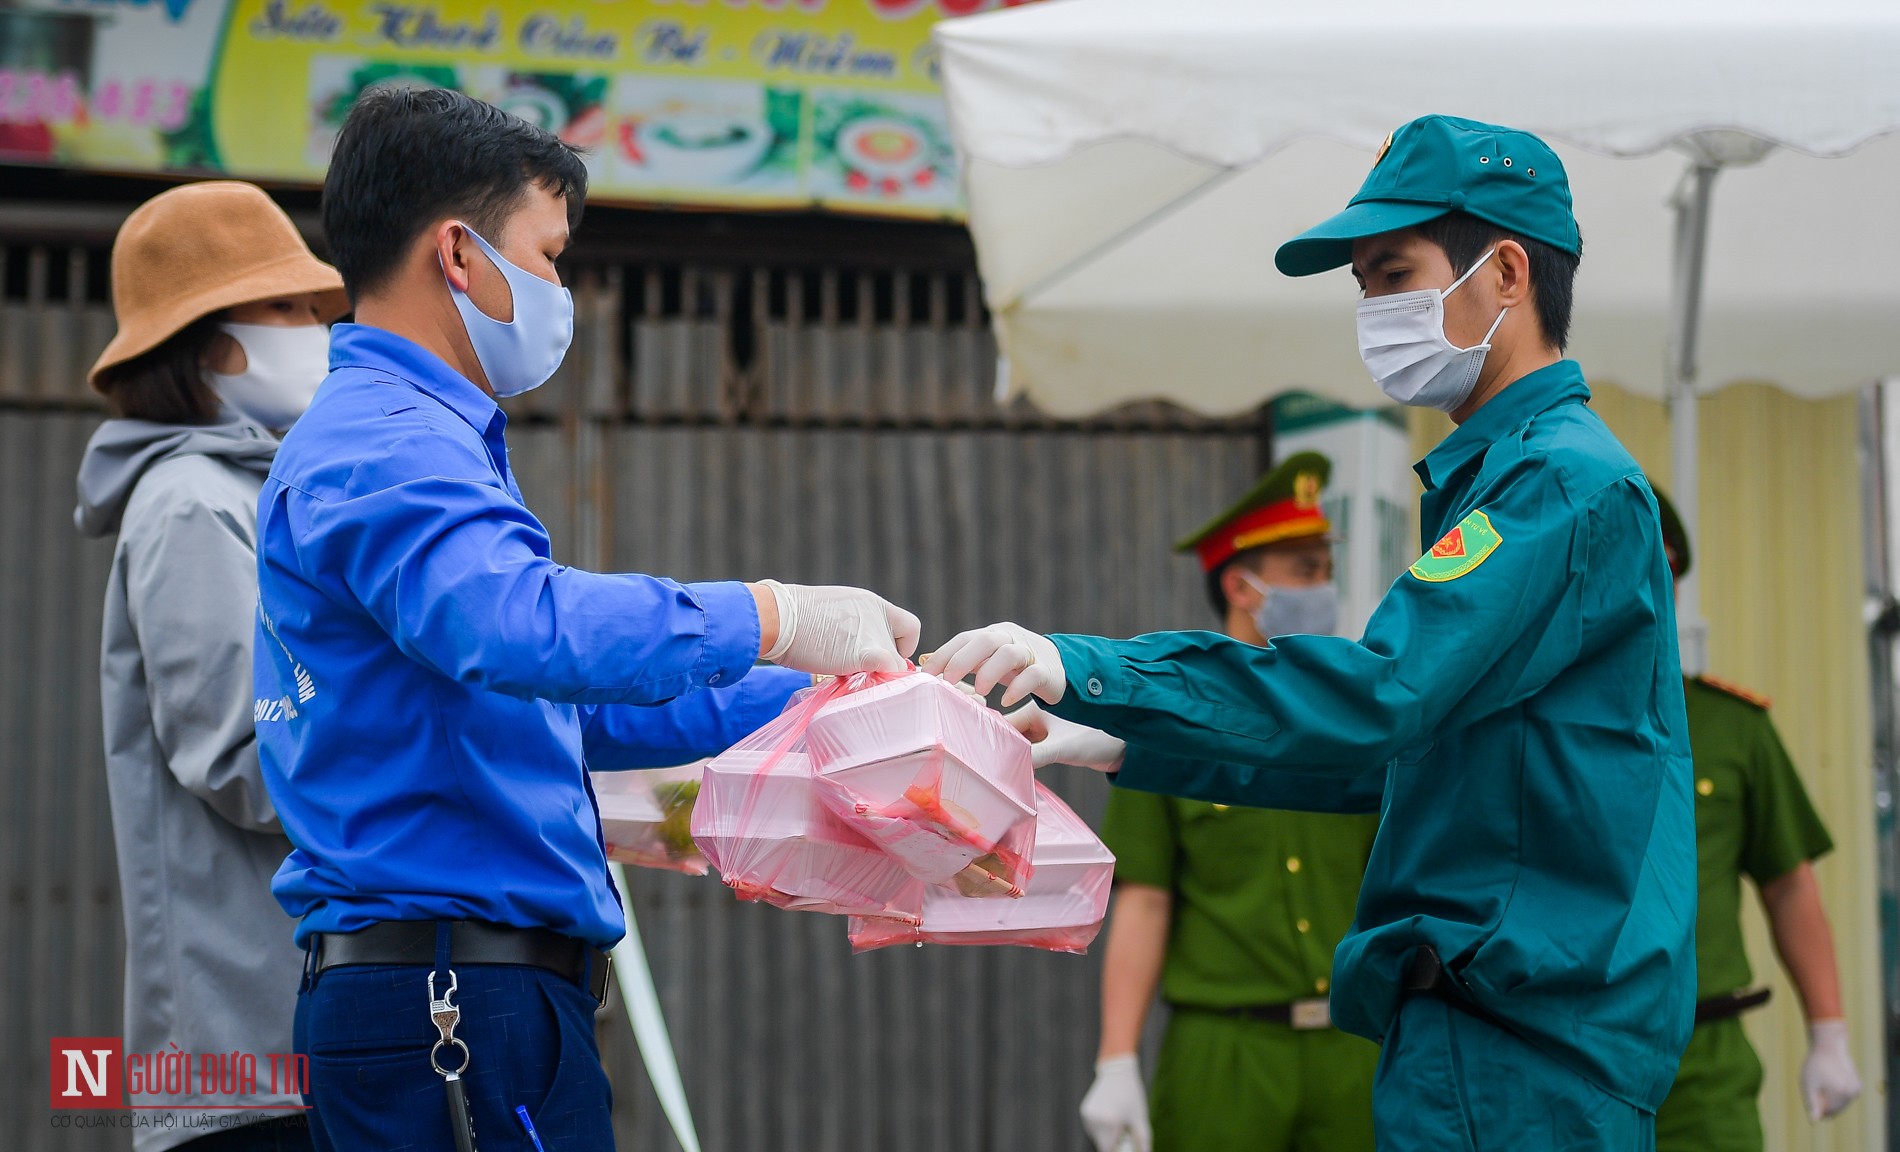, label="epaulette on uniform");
[1694,674,1771,710]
